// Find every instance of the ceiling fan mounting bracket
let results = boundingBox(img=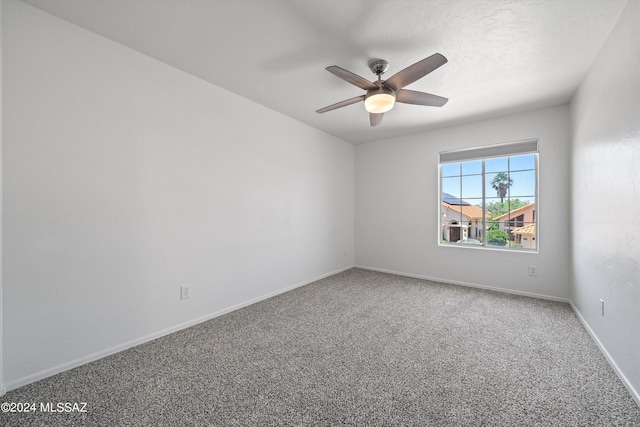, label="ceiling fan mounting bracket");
[368,59,389,76]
